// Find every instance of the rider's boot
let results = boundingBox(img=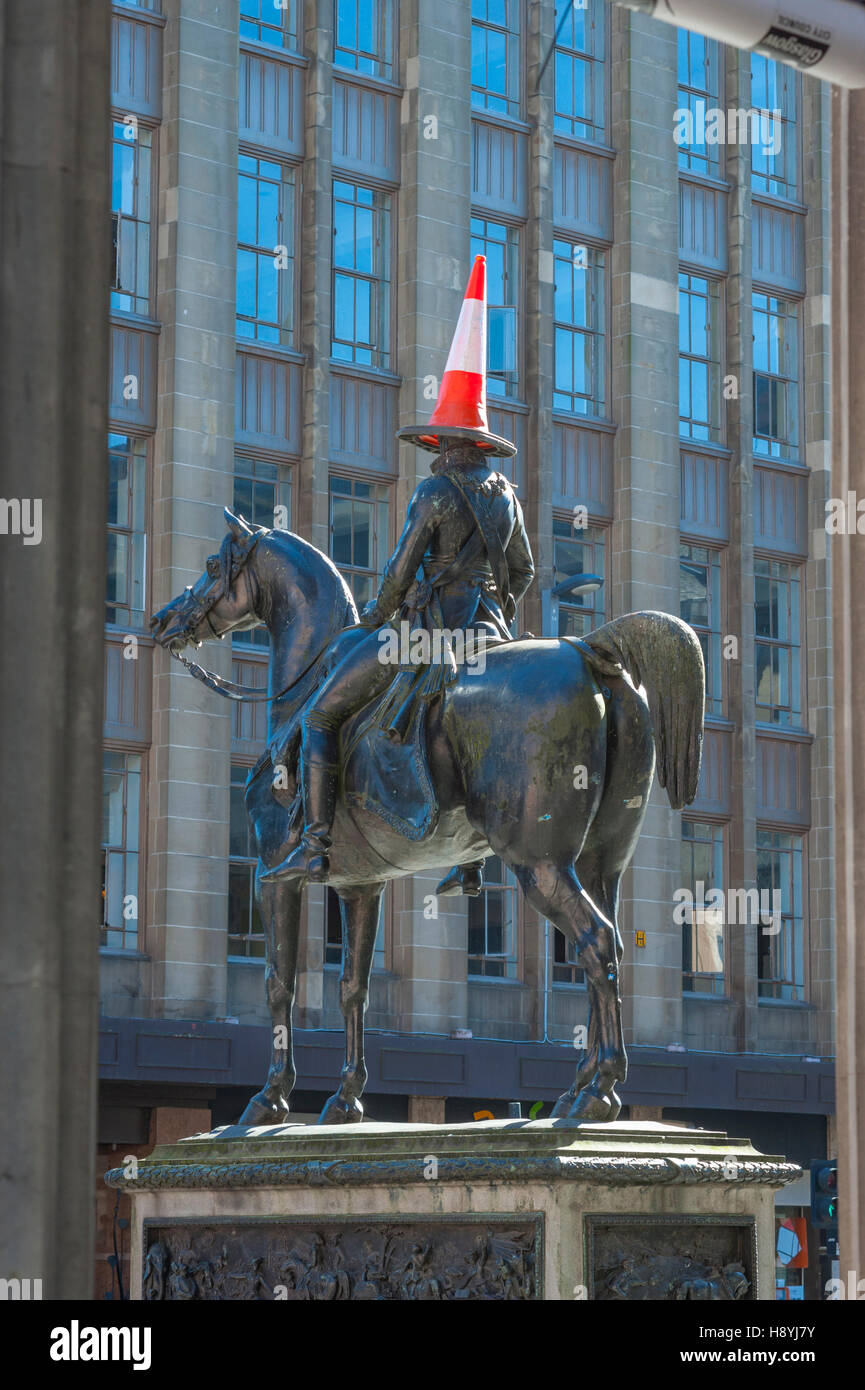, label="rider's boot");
[261,718,339,883]
[435,861,485,897]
